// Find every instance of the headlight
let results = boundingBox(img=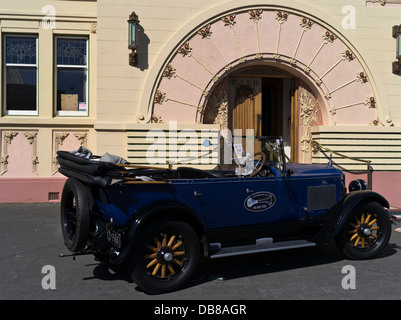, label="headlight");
[349,179,368,192]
